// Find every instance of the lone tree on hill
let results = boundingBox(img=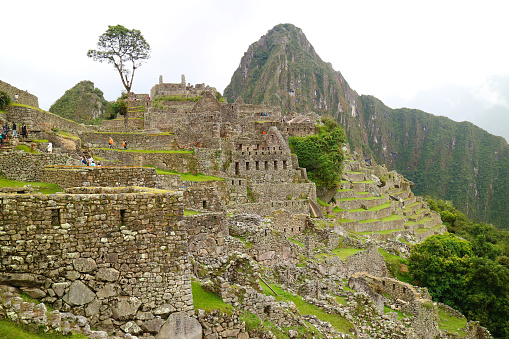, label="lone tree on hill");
[87,24,150,128]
